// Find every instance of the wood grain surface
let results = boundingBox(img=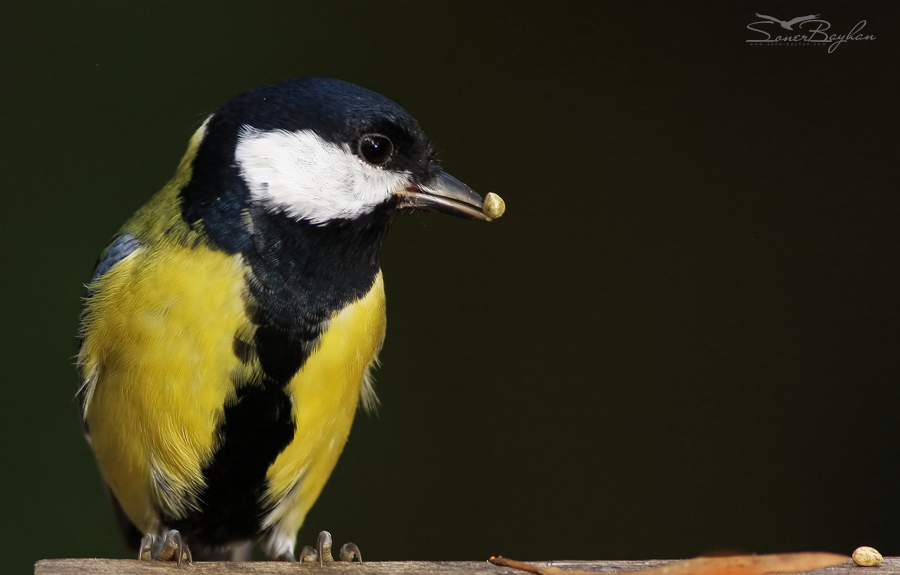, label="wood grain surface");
[34,558,888,575]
